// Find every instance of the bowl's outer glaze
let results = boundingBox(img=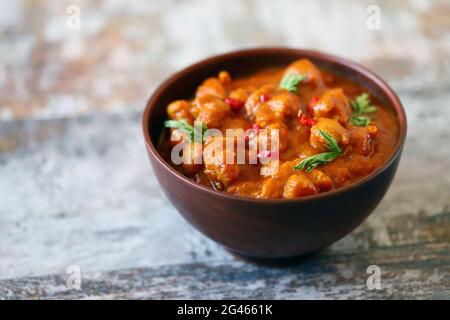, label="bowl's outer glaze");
[143,48,407,258]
